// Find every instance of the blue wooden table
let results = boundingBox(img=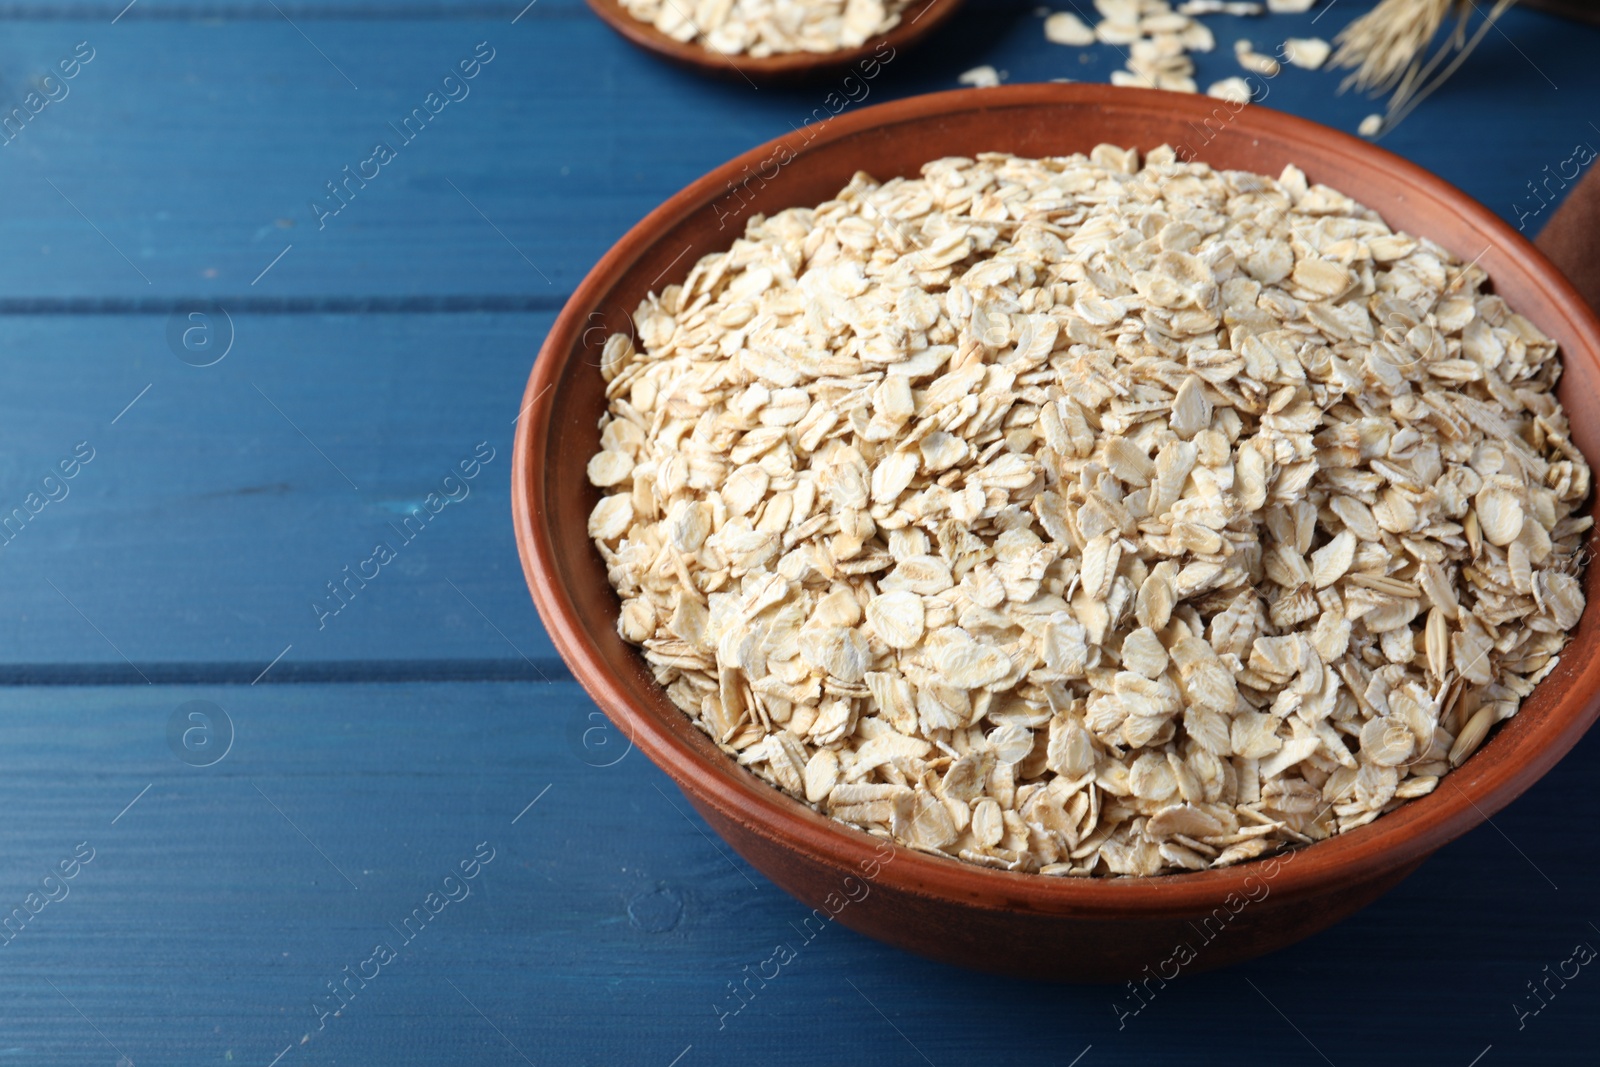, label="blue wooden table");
[2,2,1598,1064]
